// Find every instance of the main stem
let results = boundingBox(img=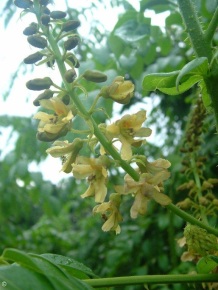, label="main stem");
[178,0,218,130]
